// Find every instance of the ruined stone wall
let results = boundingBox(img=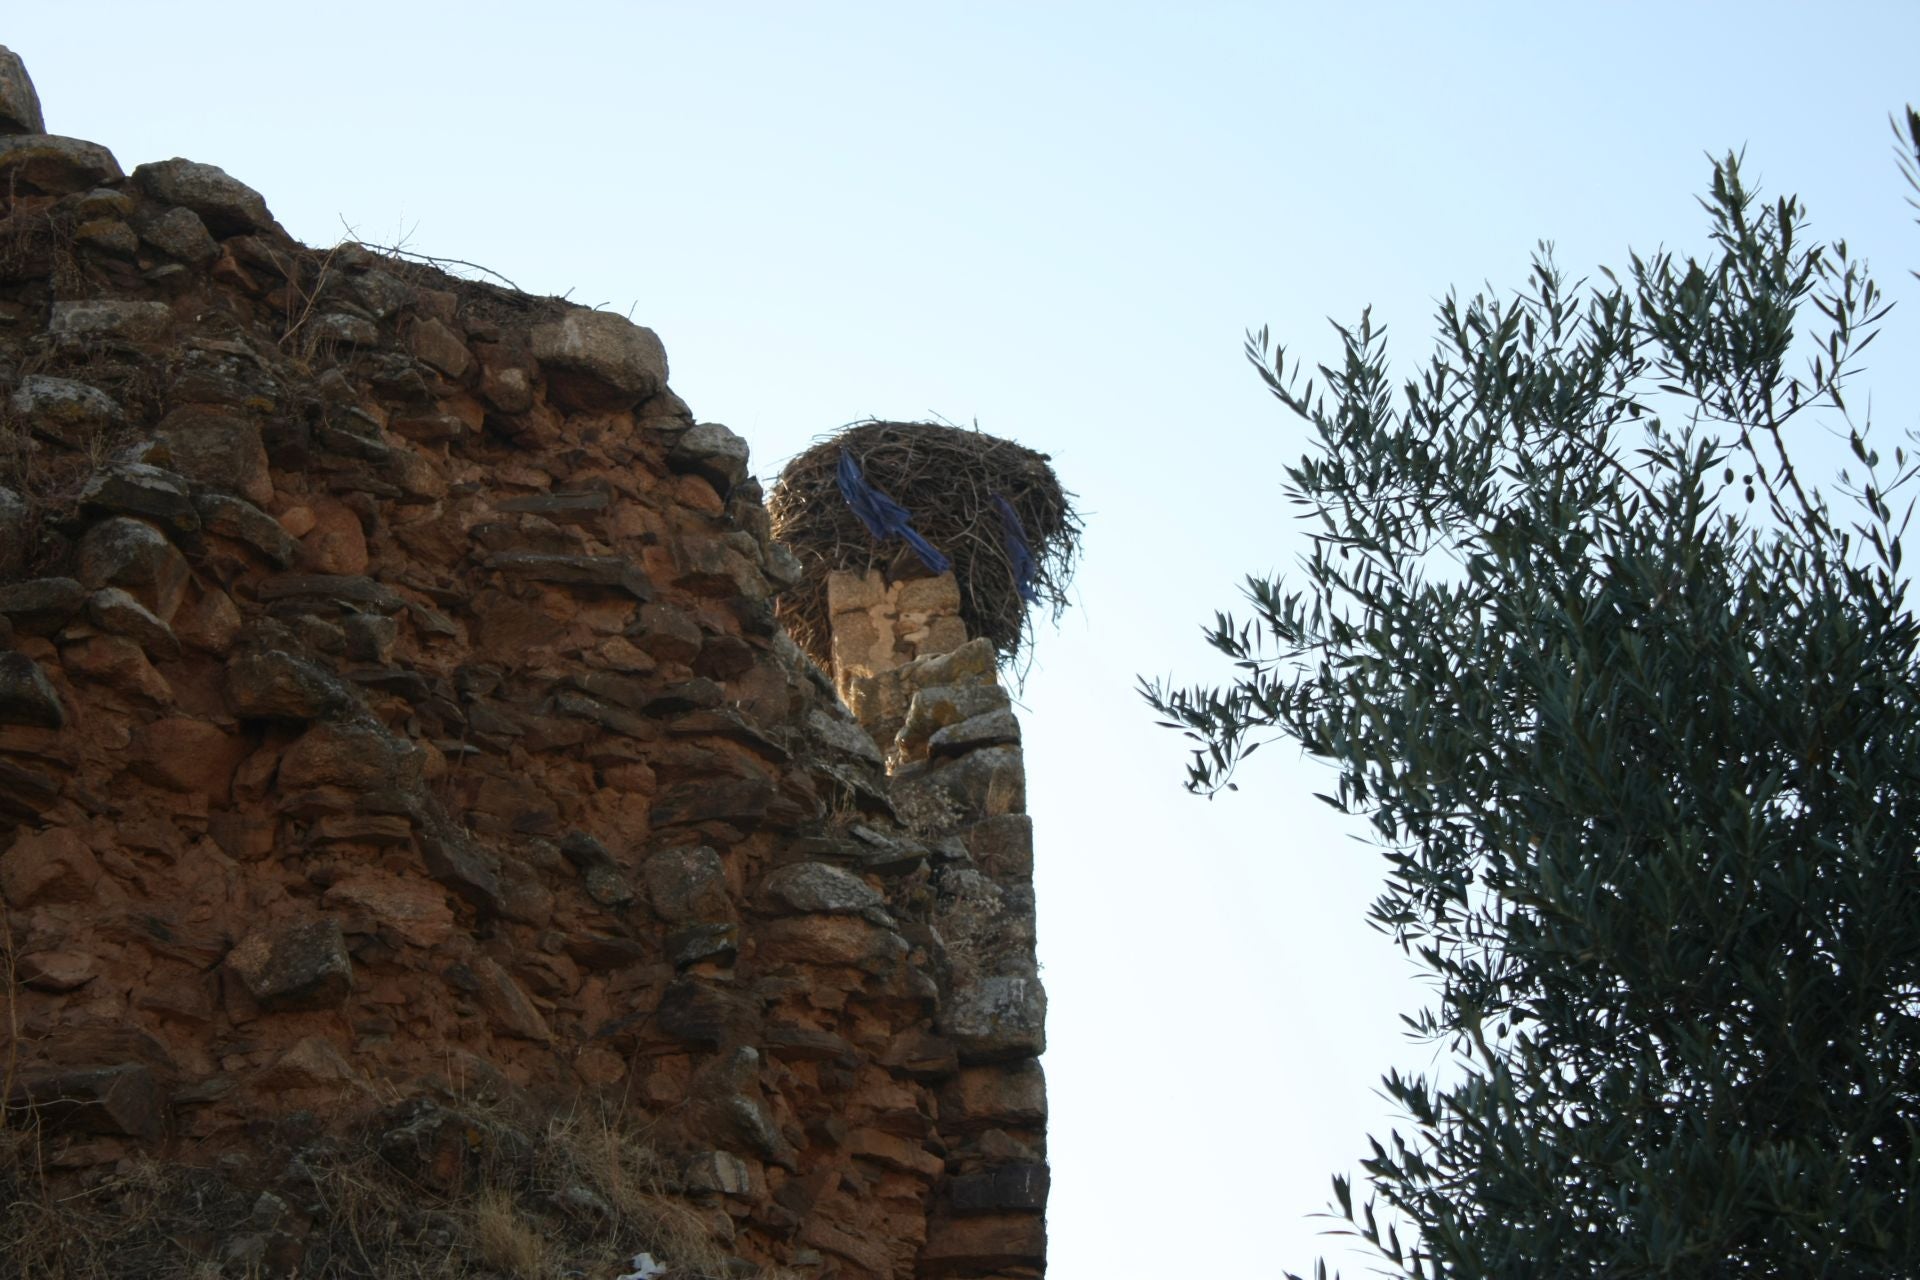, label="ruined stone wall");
[0,48,1043,1280]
